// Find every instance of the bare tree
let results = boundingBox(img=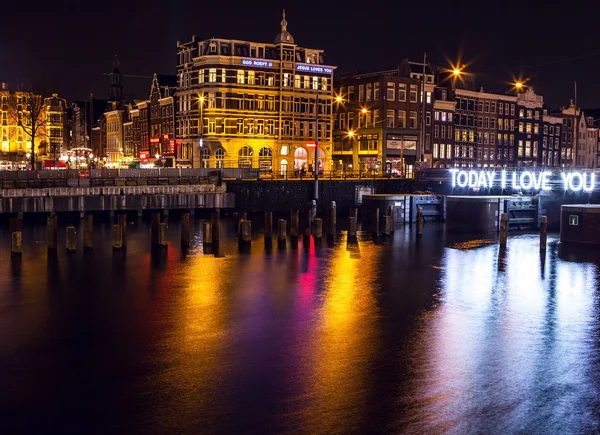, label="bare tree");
[6,87,47,169]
